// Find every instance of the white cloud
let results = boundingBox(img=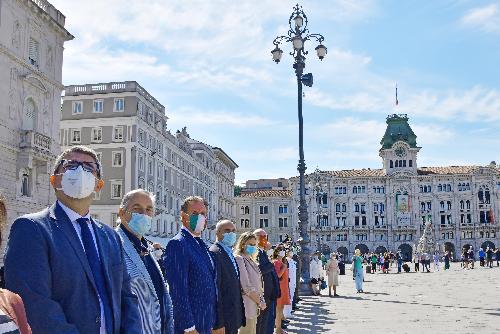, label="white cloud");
[411,124,455,146]
[461,4,500,33]
[236,147,298,161]
[167,107,276,128]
